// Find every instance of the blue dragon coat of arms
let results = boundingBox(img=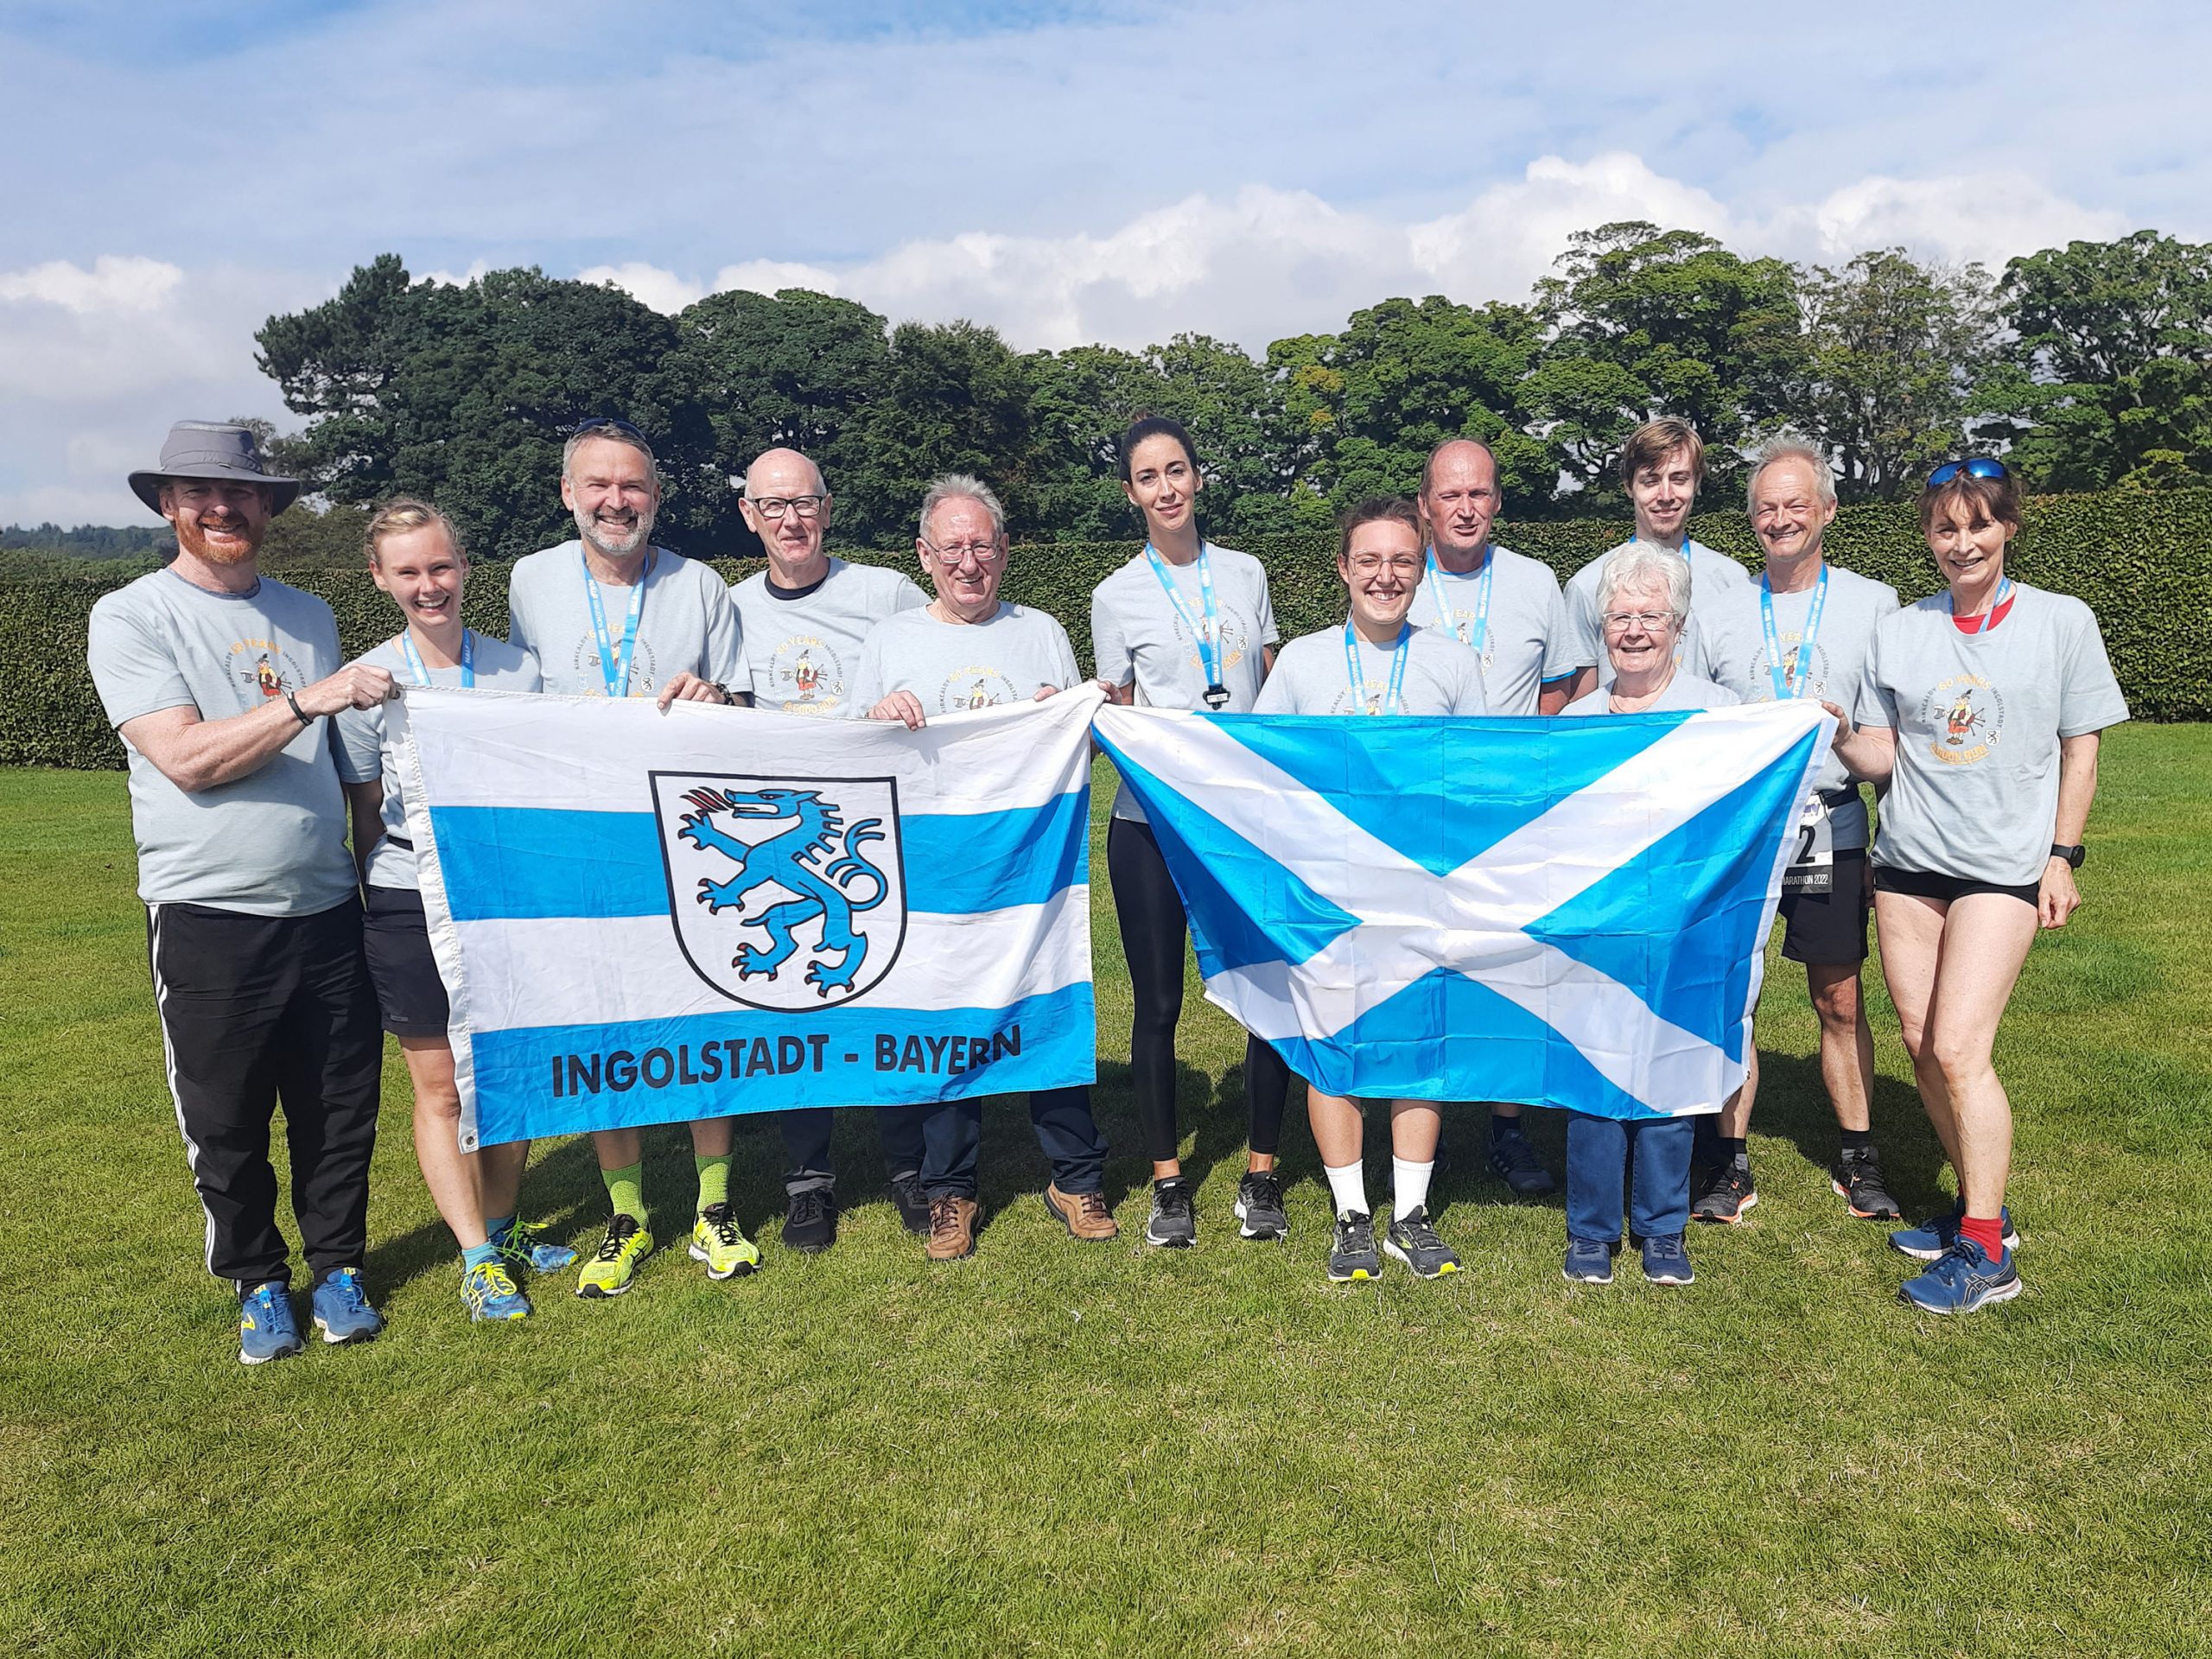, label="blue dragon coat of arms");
[650,772,907,1010]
